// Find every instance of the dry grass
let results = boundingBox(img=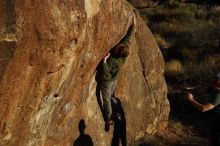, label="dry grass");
[154,33,172,49]
[140,3,220,85]
[165,59,184,78]
[183,55,220,84]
